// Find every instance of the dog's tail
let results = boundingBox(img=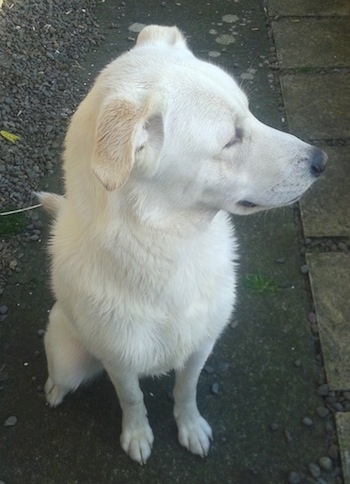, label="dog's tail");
[36,191,64,216]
